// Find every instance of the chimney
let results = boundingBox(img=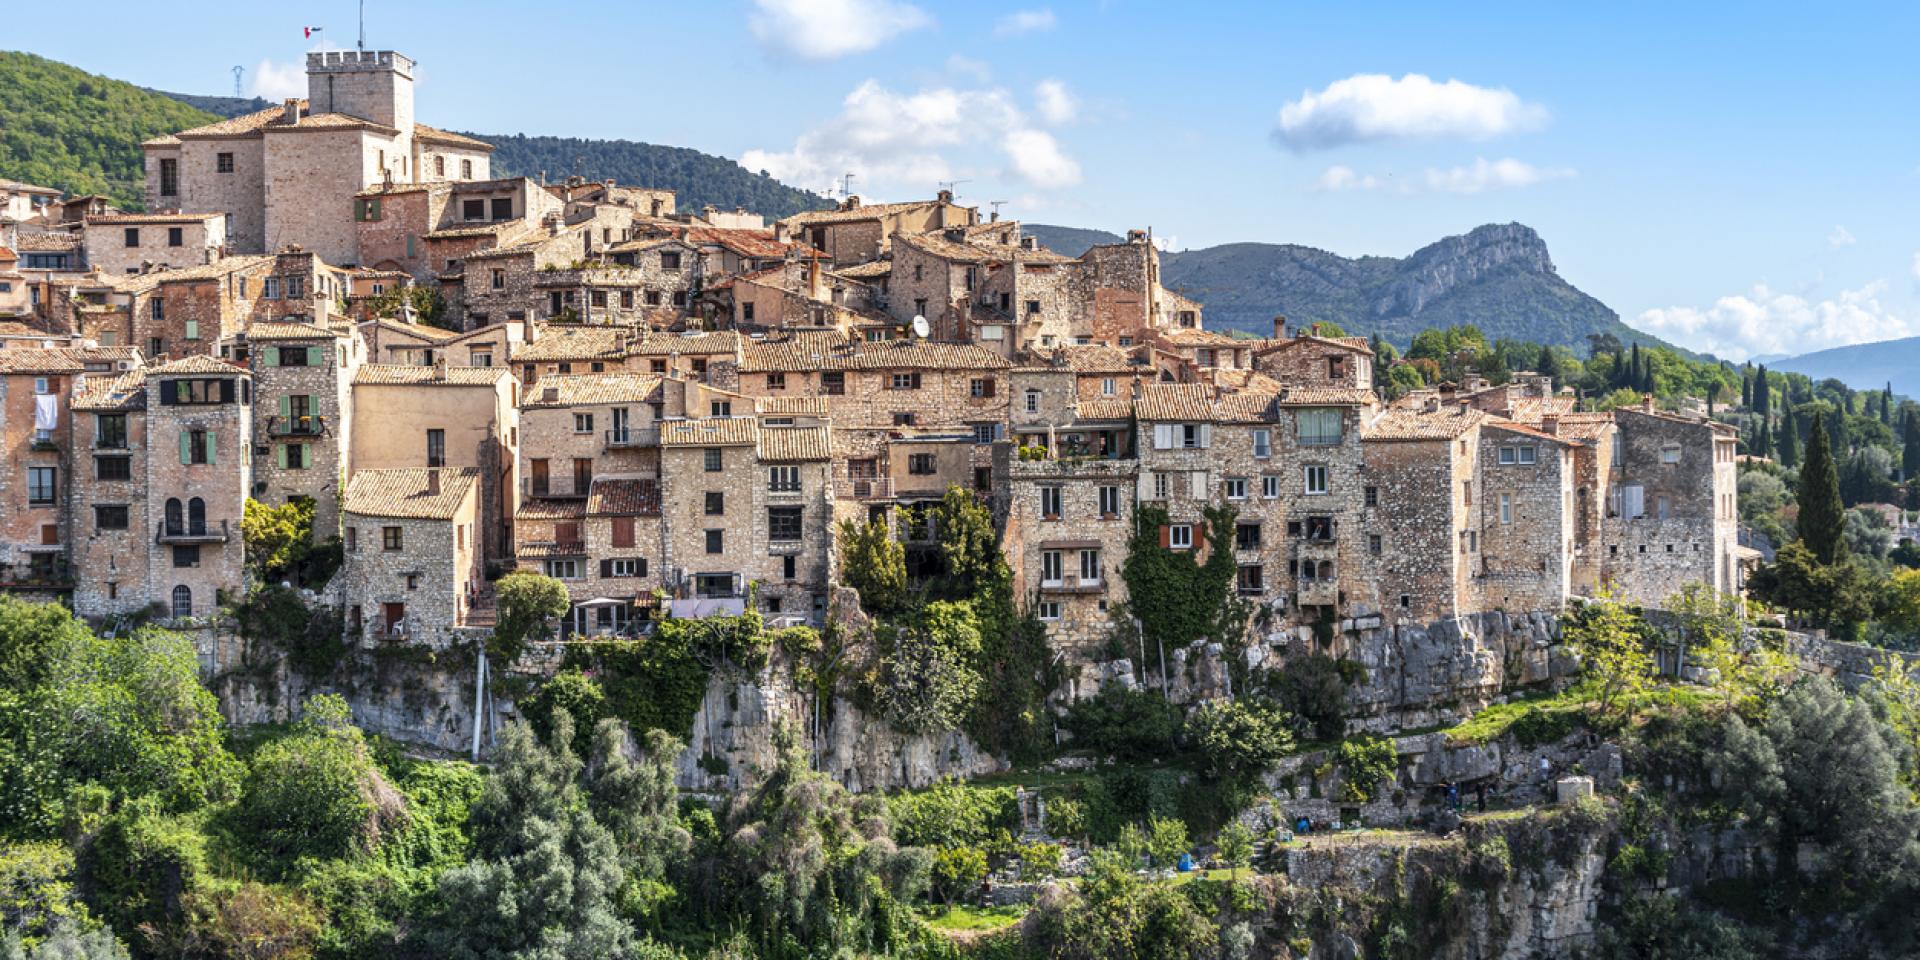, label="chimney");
[936,189,953,204]
[842,195,862,211]
[282,98,300,125]
[425,470,440,495]
[1272,315,1287,339]
[989,210,1000,222]
[542,386,559,403]
[521,310,537,344]
[545,213,563,236]
[1641,394,1655,413]
[1542,414,1560,435]
[1019,236,1036,250]
[432,358,447,380]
